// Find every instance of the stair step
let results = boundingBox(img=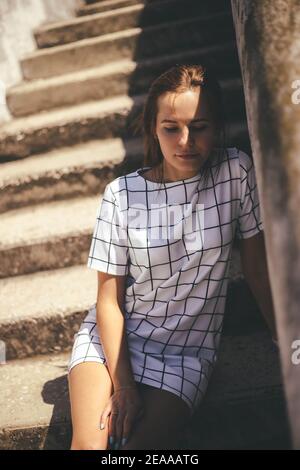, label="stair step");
[0,265,97,359]
[77,0,151,16]
[0,332,290,449]
[36,3,146,49]
[78,0,213,18]
[0,79,246,161]
[0,351,72,450]
[0,137,143,213]
[0,93,145,161]
[86,0,124,2]
[85,0,121,2]
[20,12,235,80]
[0,195,101,278]
[85,0,133,3]
[34,0,231,49]
[7,43,240,117]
